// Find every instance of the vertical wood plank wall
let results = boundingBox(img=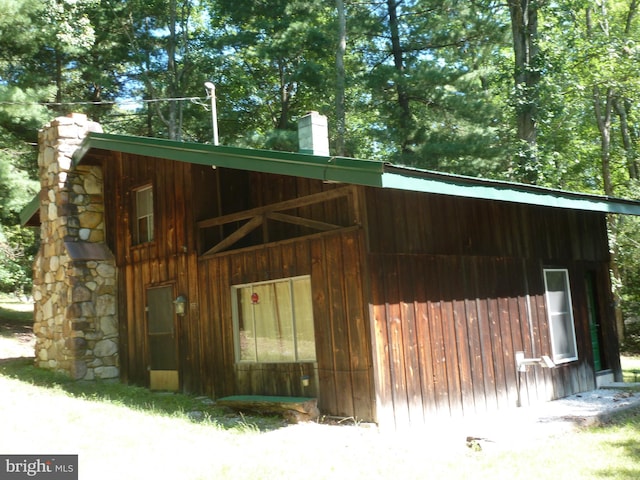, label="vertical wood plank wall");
[365,187,616,429]
[98,148,617,428]
[101,154,374,421]
[197,230,374,421]
[103,153,202,391]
